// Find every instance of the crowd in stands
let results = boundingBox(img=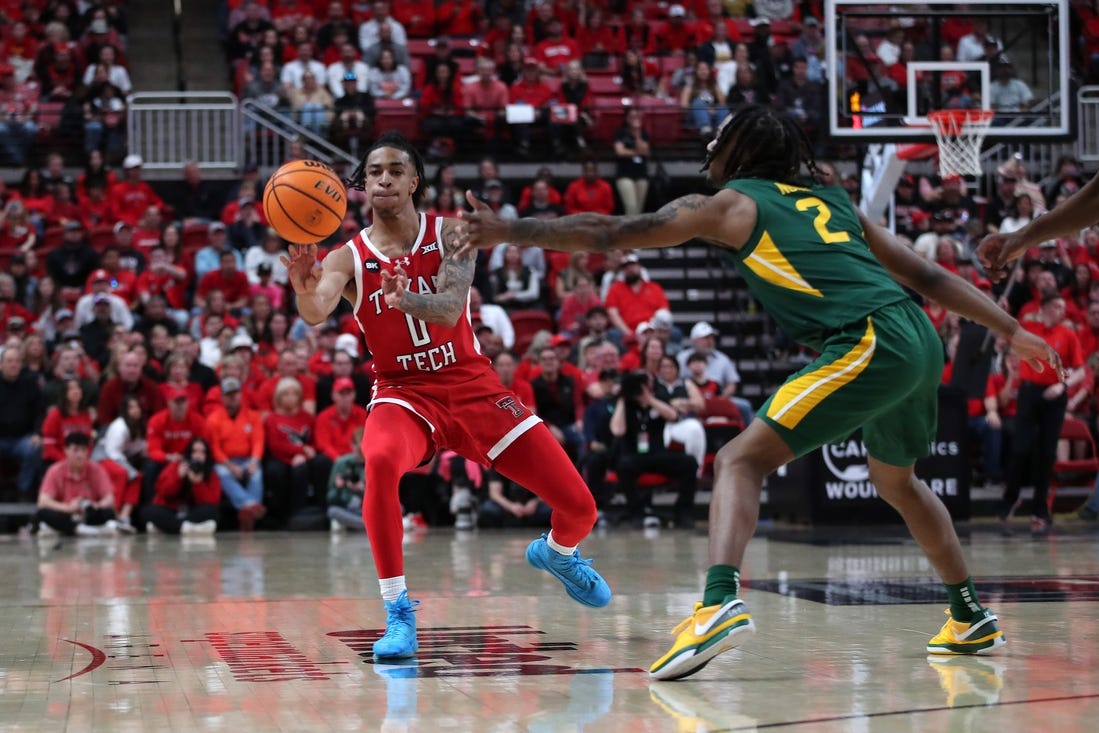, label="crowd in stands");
[1,1,131,167]
[4,1,1099,538]
[220,1,1099,161]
